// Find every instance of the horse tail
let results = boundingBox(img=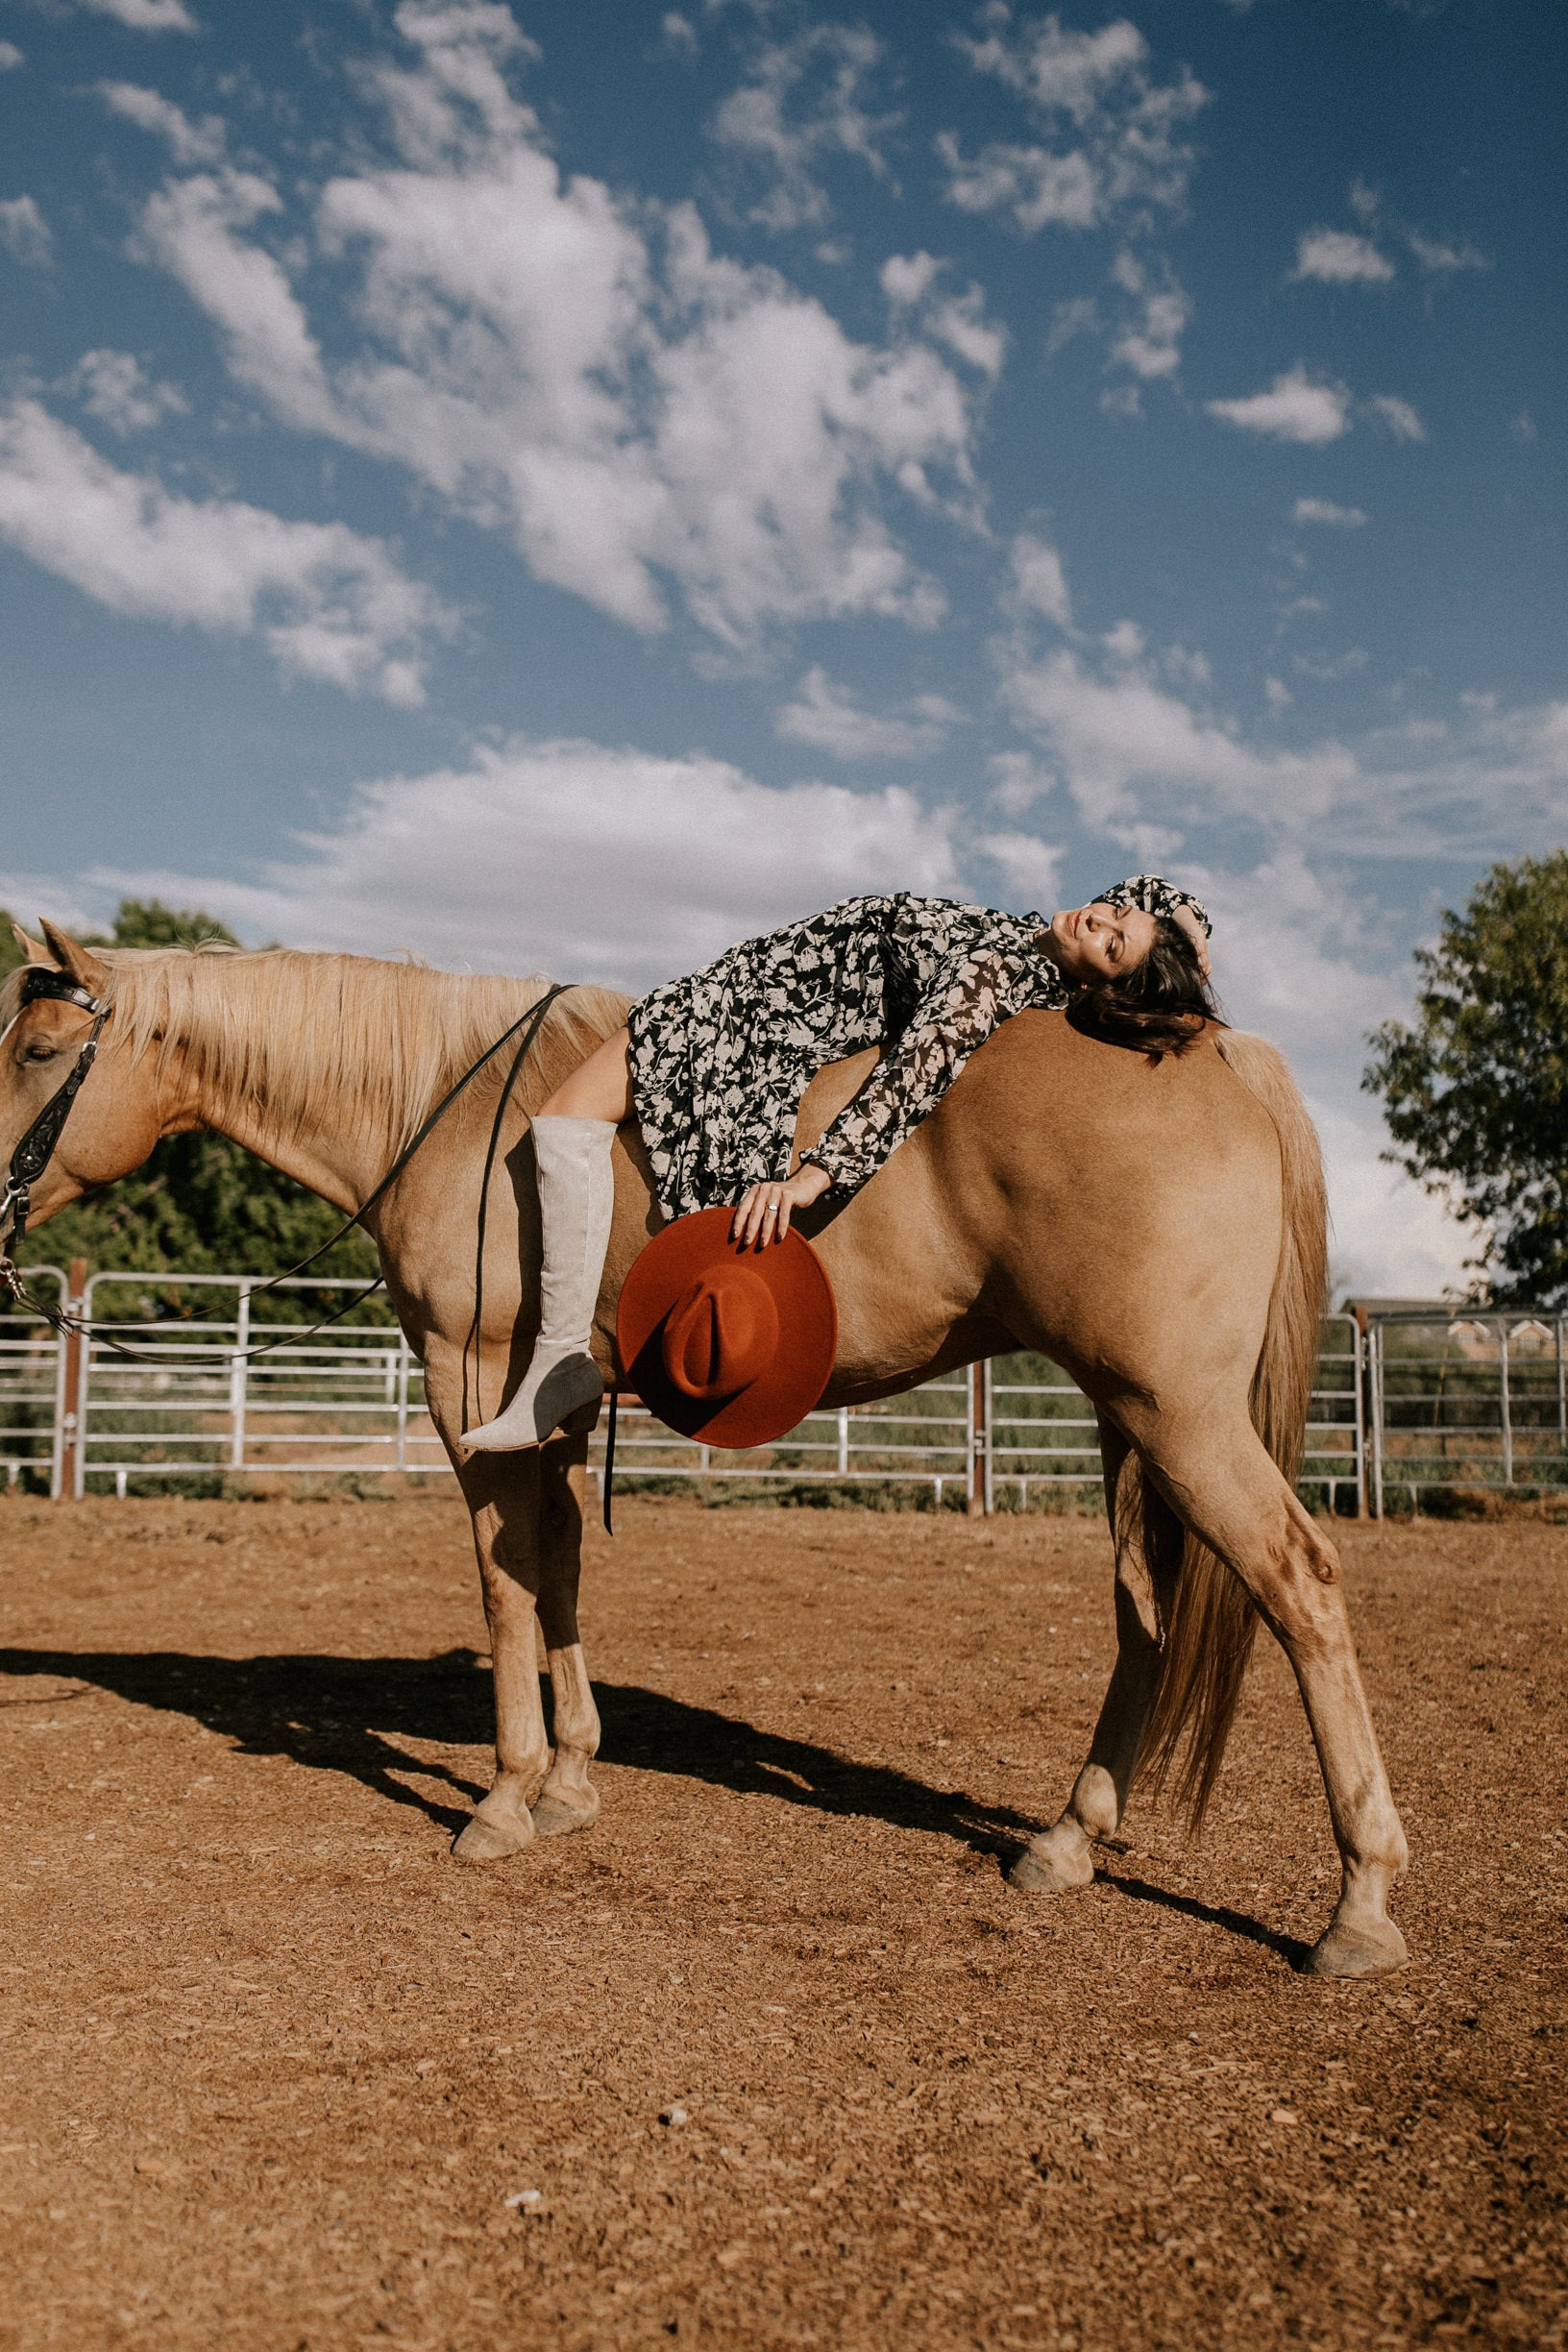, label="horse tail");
[1134,1027,1330,1827]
